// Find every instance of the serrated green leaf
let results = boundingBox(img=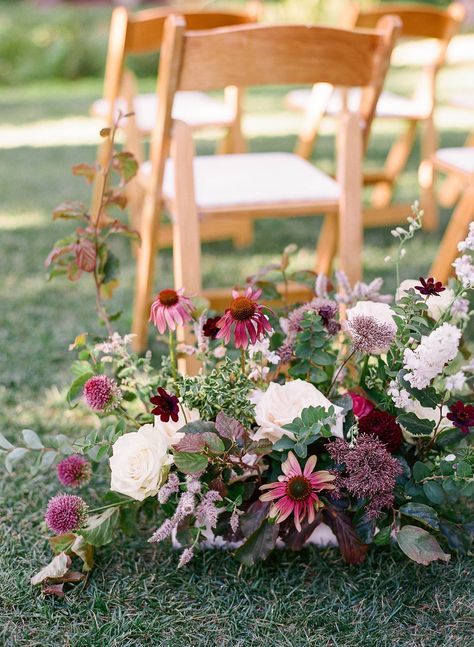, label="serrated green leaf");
[173,452,208,474]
